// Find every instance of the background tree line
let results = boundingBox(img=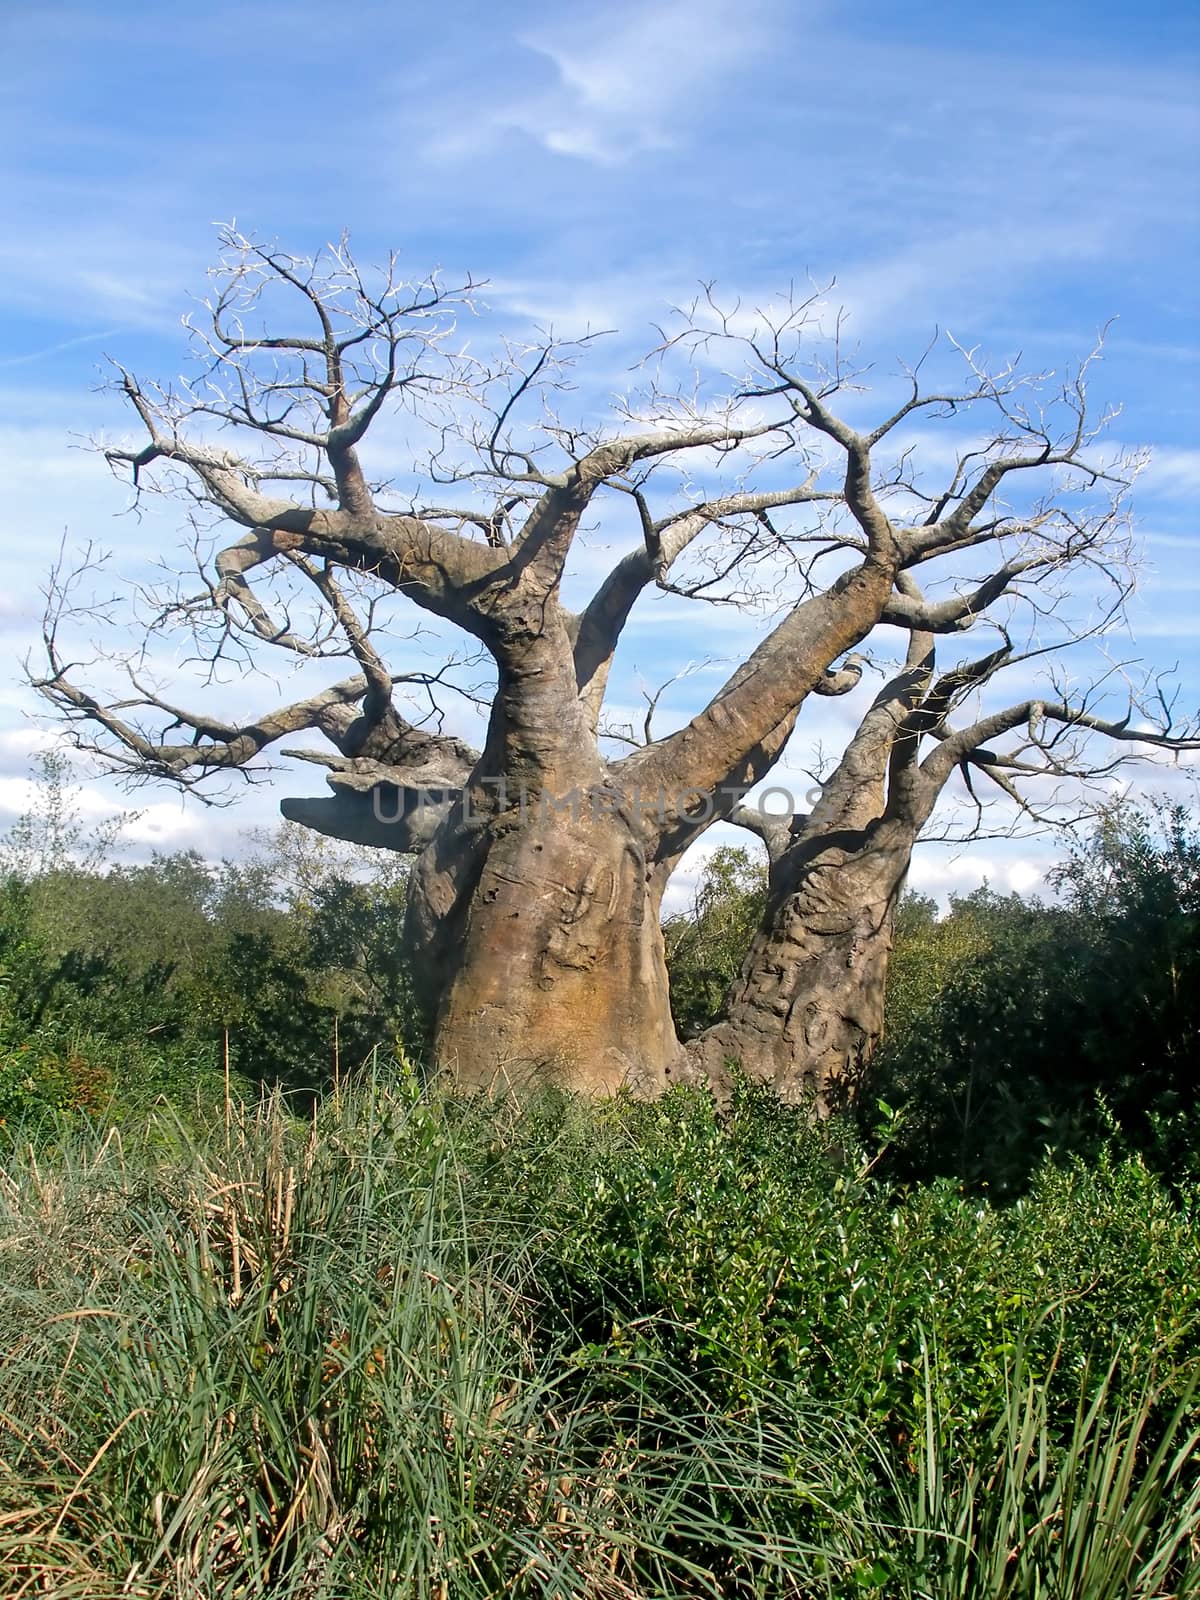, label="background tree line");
[0,753,416,1121]
[2,752,1195,1196]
